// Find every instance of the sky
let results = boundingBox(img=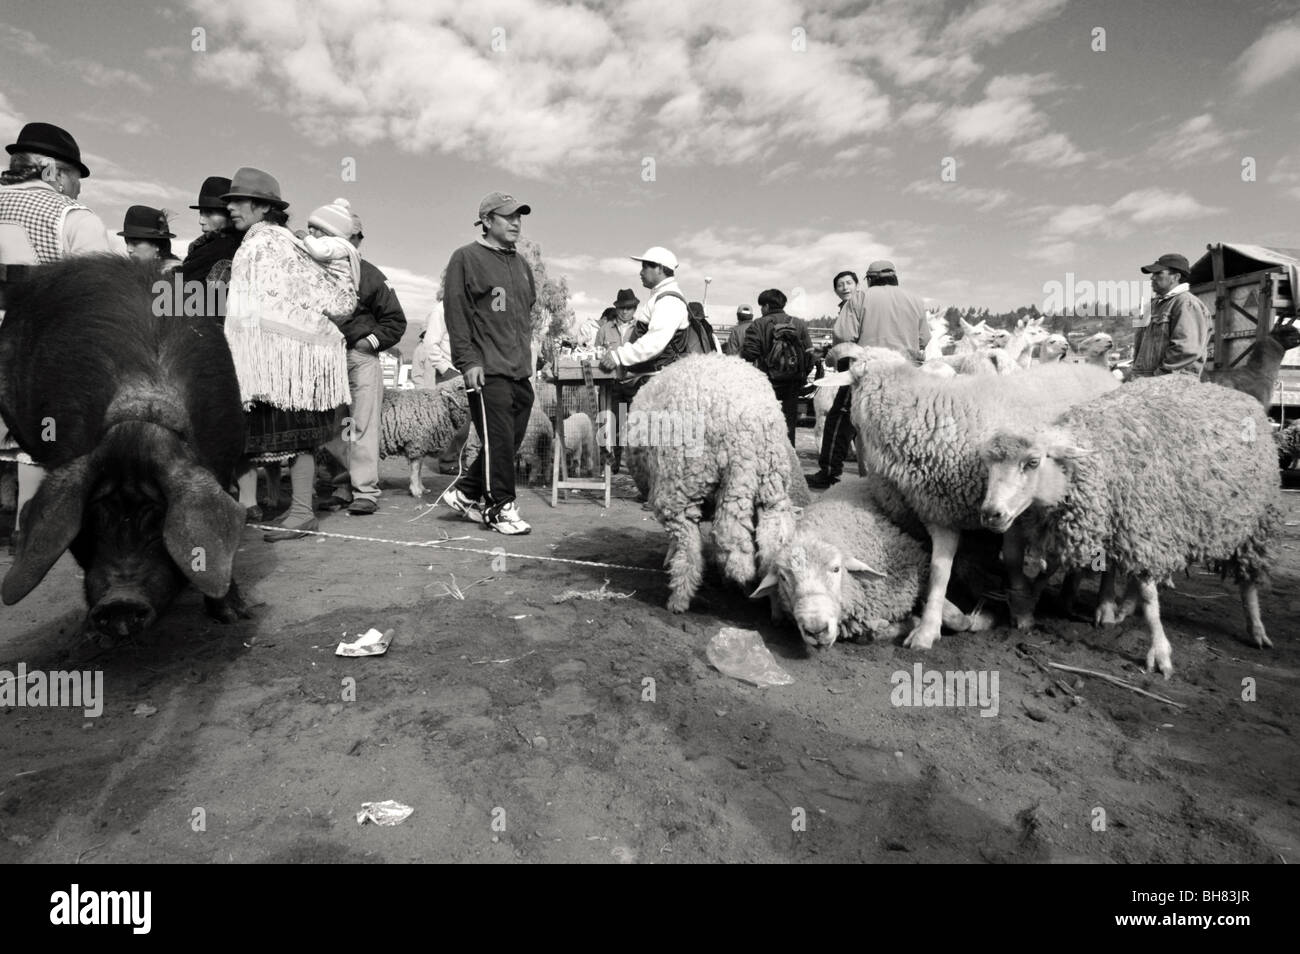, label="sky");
[2,0,1299,356]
